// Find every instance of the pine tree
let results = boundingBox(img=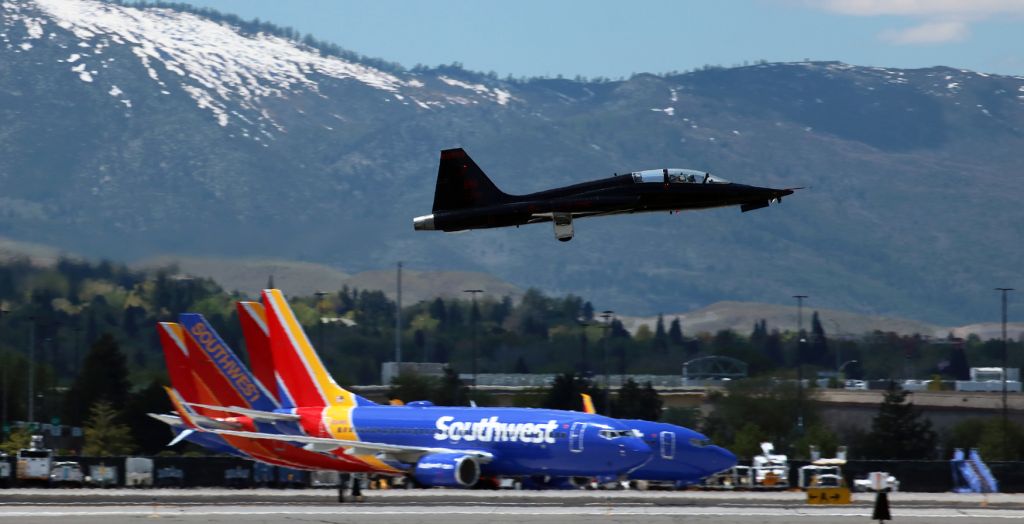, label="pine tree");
[542,373,604,413]
[811,311,829,366]
[668,317,684,345]
[946,336,970,380]
[653,314,668,353]
[611,379,663,421]
[432,367,470,407]
[64,333,130,426]
[83,401,135,456]
[863,382,937,459]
